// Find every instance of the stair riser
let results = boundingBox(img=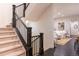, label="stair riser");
[0,32,15,36]
[0,28,13,31]
[6,26,12,28]
[6,25,12,27]
[0,47,23,56]
[0,45,21,54]
[0,41,20,48]
[0,36,17,41]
